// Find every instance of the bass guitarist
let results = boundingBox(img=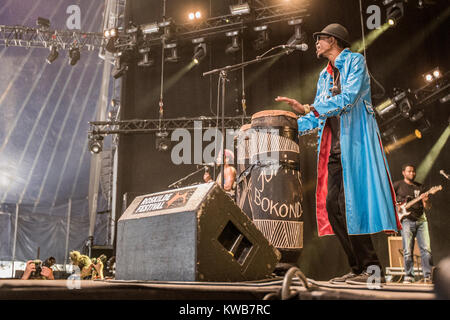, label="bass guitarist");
[393,164,433,284]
